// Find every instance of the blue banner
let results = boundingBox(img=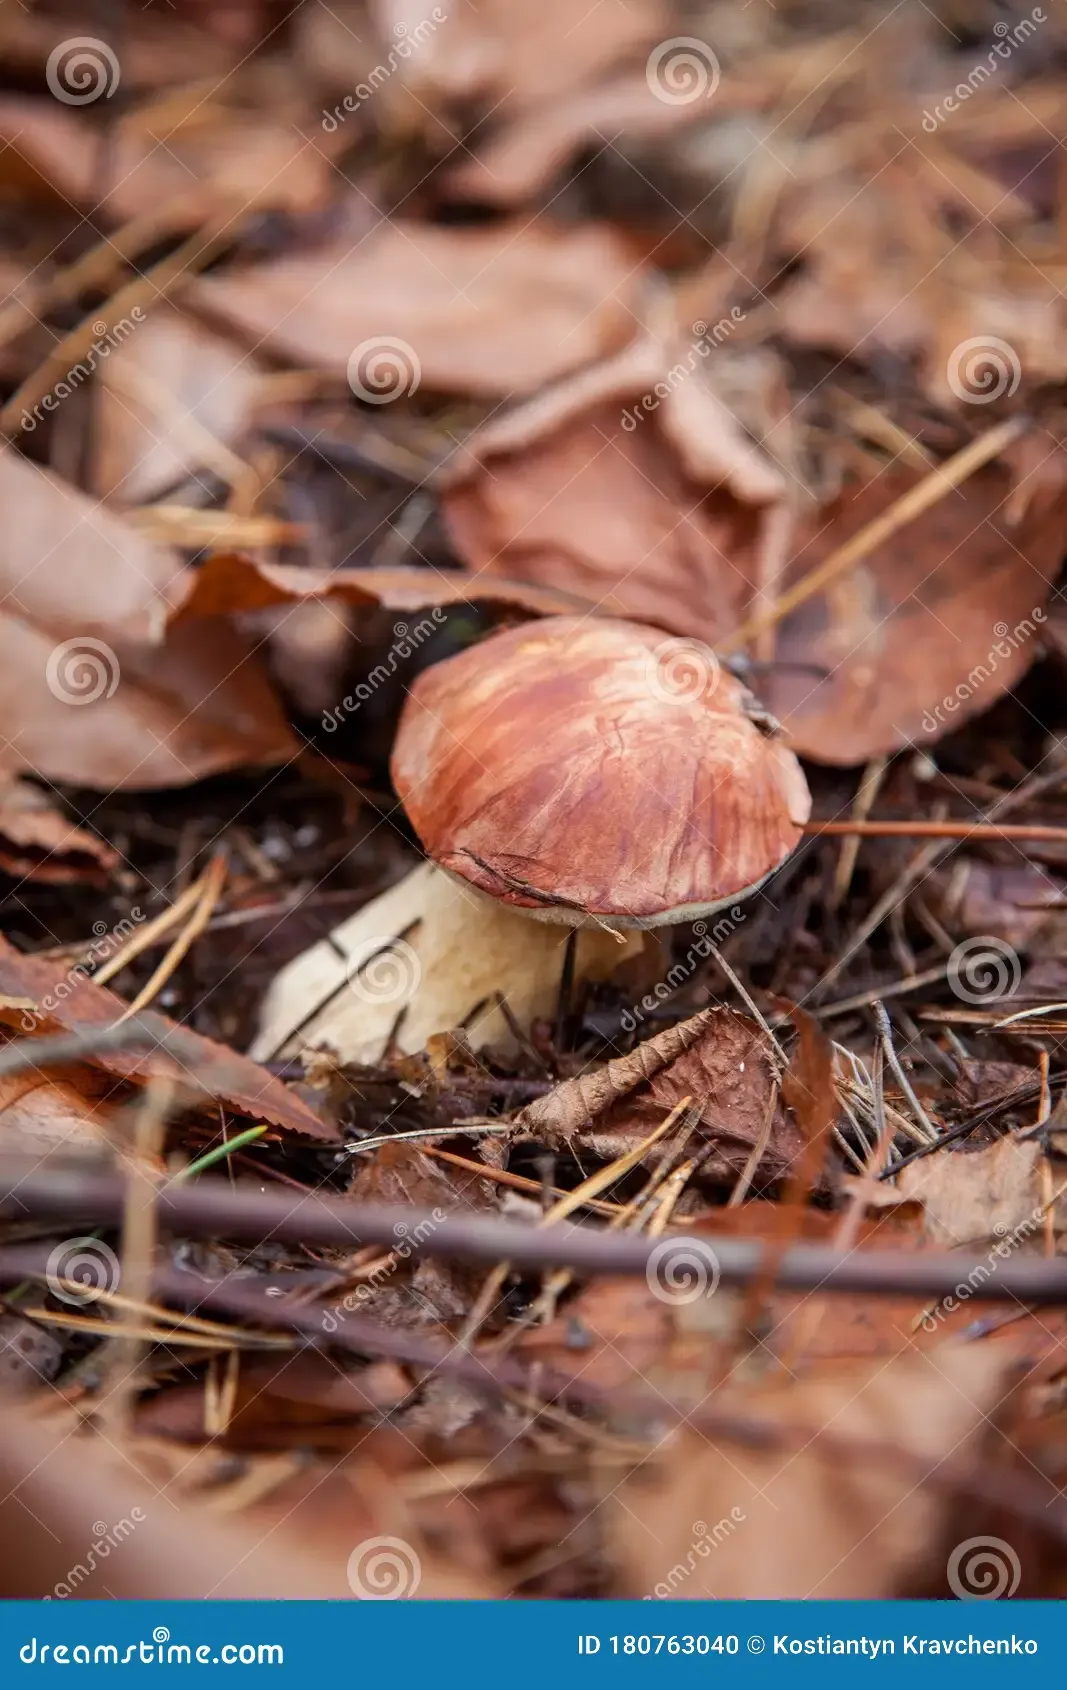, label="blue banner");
[2,1601,1061,1686]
